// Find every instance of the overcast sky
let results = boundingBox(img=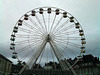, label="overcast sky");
[0,0,99,63]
